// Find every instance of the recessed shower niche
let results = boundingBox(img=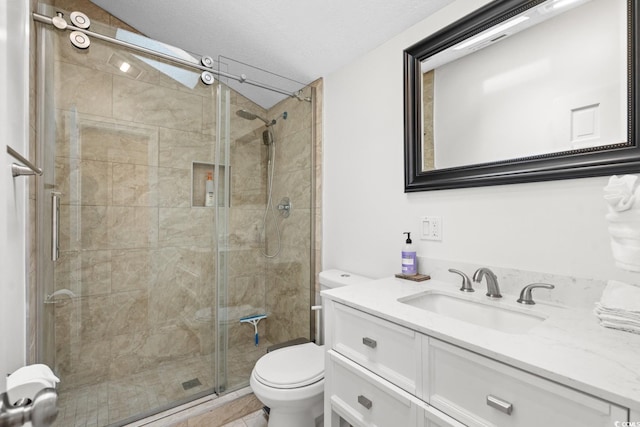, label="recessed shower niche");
[192,162,229,207]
